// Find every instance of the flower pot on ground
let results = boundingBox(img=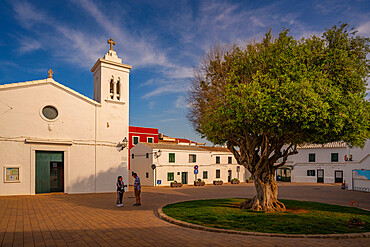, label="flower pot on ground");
[194,178,205,186]
[231,178,240,184]
[246,177,253,183]
[170,181,183,188]
[213,180,223,185]
[348,217,365,229]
